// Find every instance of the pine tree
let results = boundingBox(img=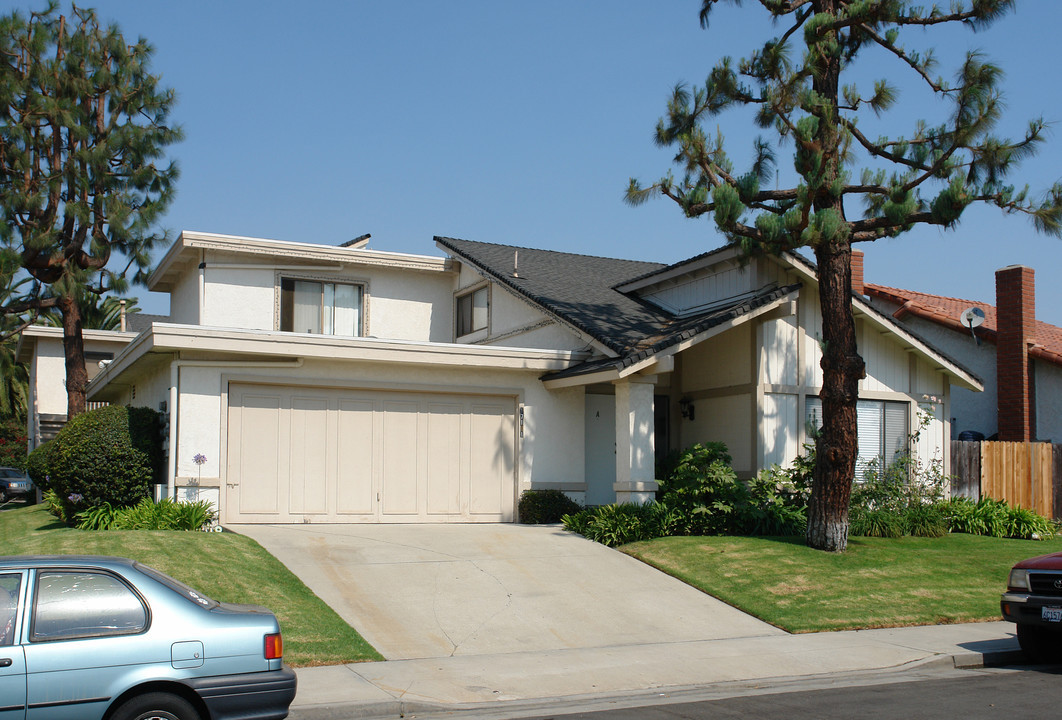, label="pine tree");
[0,2,181,418]
[628,0,1062,551]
